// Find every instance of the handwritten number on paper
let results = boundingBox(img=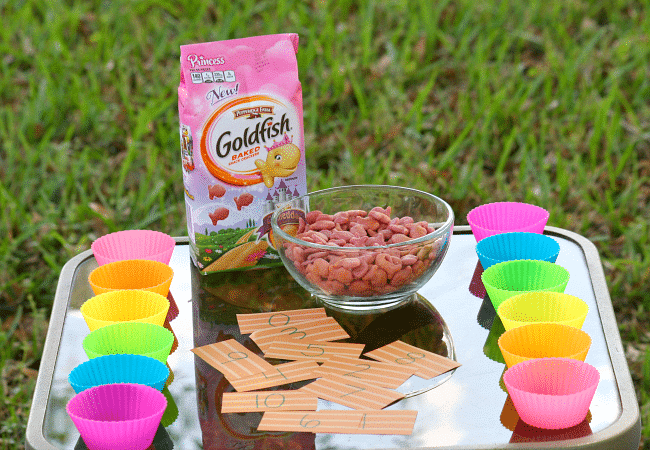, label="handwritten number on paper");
[342,363,370,378]
[300,343,325,357]
[222,351,248,364]
[299,414,320,428]
[339,383,365,398]
[255,393,285,409]
[394,351,425,365]
[281,327,307,340]
[261,367,288,380]
[267,313,290,327]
